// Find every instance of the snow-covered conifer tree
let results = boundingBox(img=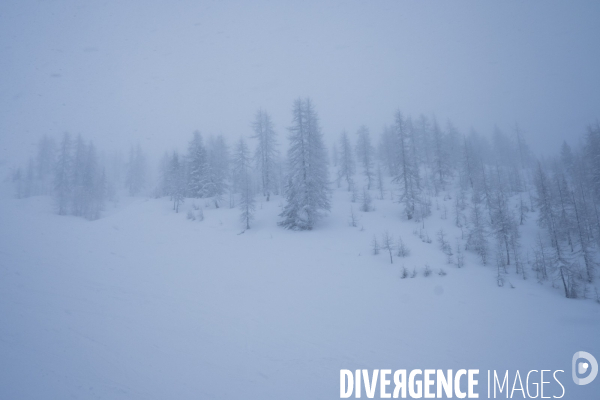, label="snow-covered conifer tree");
[534,161,559,248]
[466,189,489,264]
[169,152,186,213]
[187,131,211,198]
[83,142,105,220]
[414,114,433,179]
[534,161,575,297]
[392,111,420,220]
[459,135,480,191]
[54,133,73,215]
[233,137,255,229]
[376,164,385,200]
[444,120,461,172]
[489,181,519,267]
[356,125,374,189]
[360,186,372,212]
[378,125,398,177]
[71,135,87,216]
[570,190,594,282]
[431,117,449,193]
[207,134,229,207]
[125,144,146,196]
[337,130,355,191]
[279,98,330,230]
[251,109,278,201]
